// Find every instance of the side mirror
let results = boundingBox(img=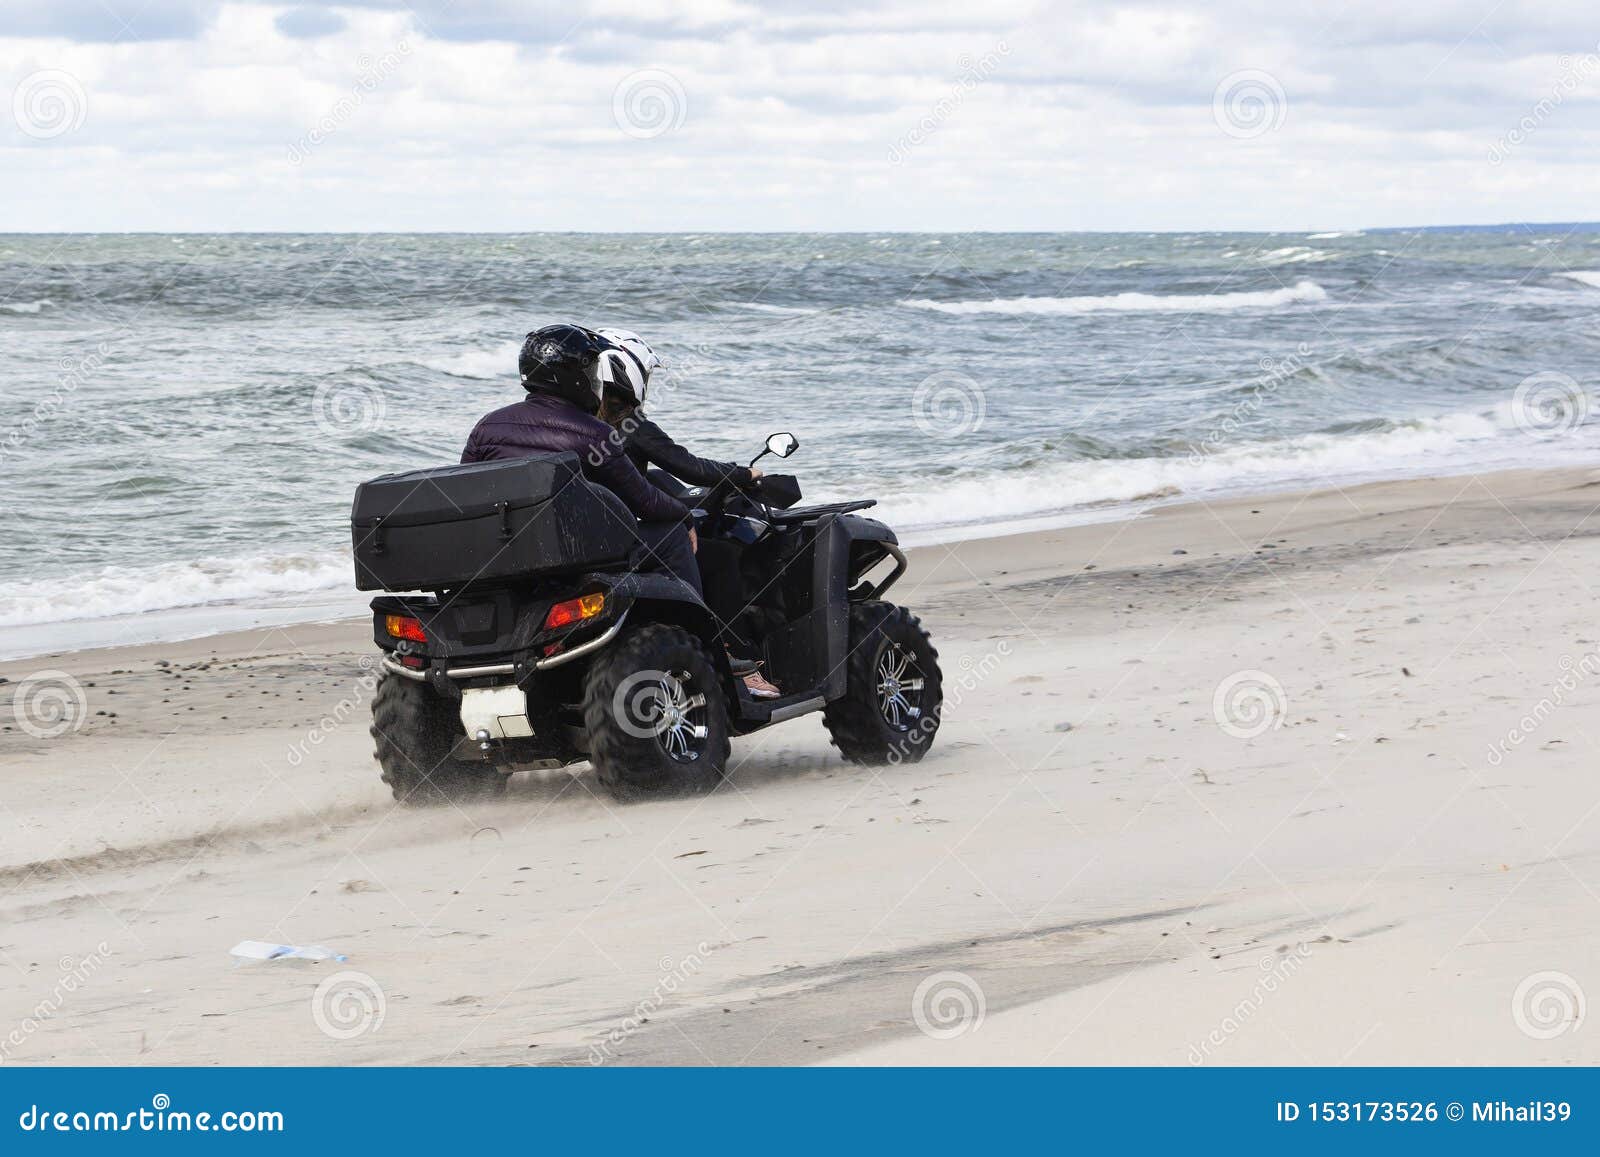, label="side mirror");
[765,432,799,458]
